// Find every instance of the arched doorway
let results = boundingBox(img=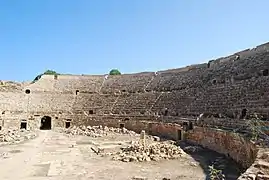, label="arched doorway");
[40,116,52,130]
